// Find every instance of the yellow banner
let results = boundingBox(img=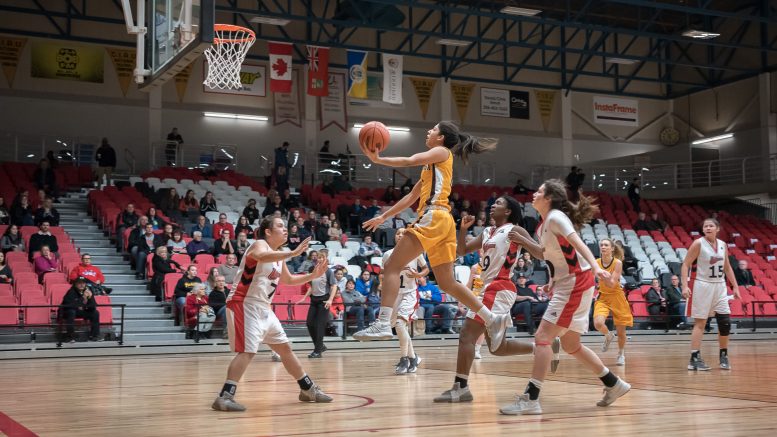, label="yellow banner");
[30,41,103,83]
[451,82,475,123]
[107,48,135,97]
[410,77,437,120]
[534,90,557,132]
[175,63,194,102]
[0,37,27,88]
